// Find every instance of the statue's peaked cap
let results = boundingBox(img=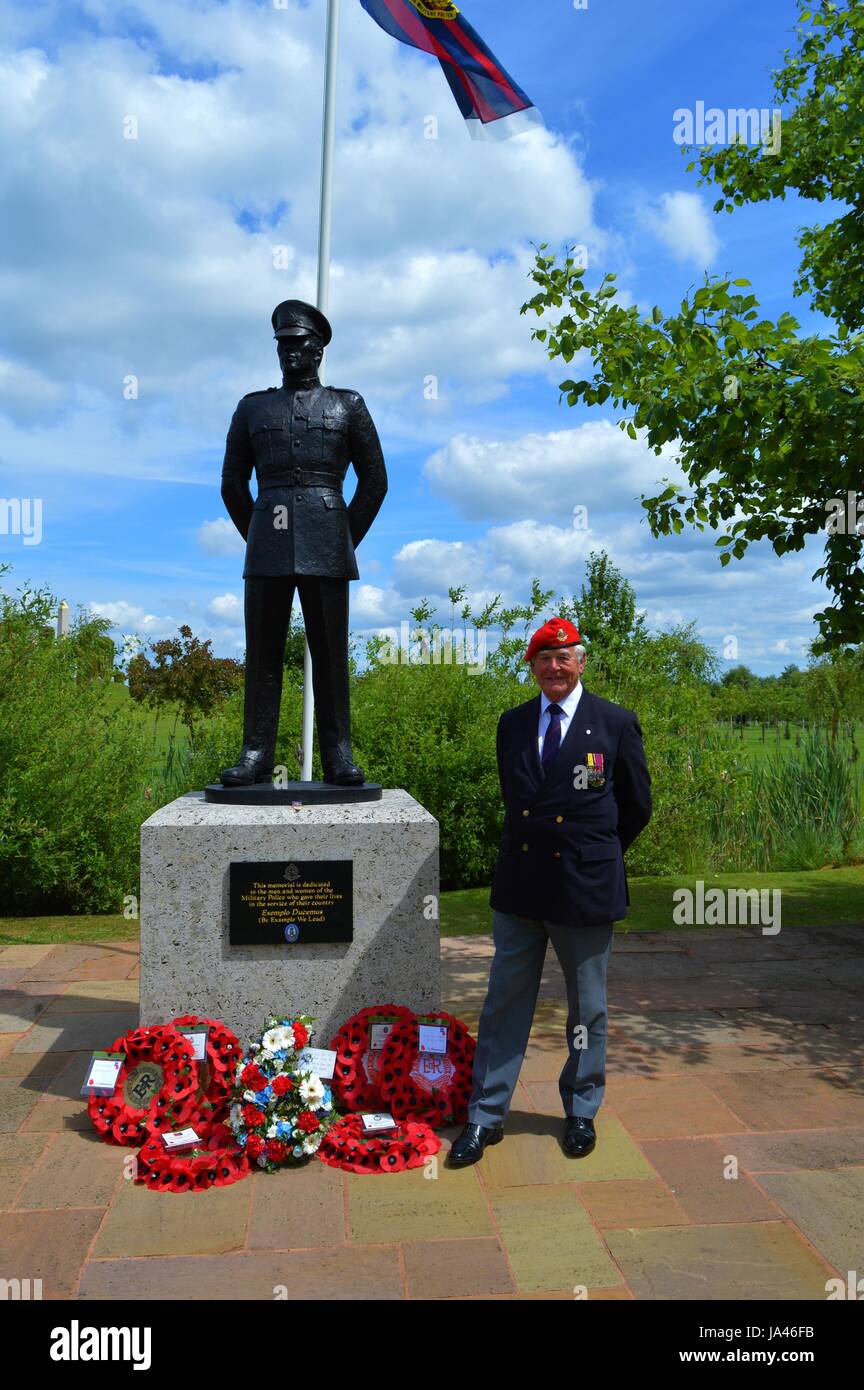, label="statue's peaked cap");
[271,299,332,346]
